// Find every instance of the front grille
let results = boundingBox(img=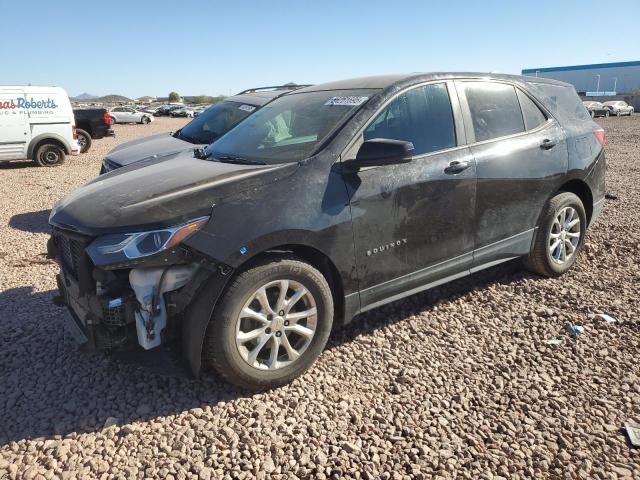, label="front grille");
[55,234,85,278]
[52,229,94,289]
